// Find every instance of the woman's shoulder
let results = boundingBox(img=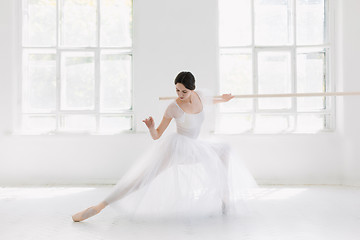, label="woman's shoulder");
[164,100,182,119]
[168,99,179,108]
[194,89,204,100]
